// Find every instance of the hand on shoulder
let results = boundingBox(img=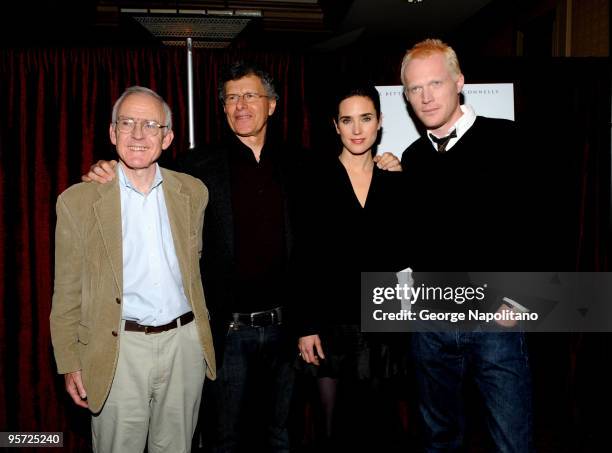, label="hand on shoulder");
[82,160,118,184]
